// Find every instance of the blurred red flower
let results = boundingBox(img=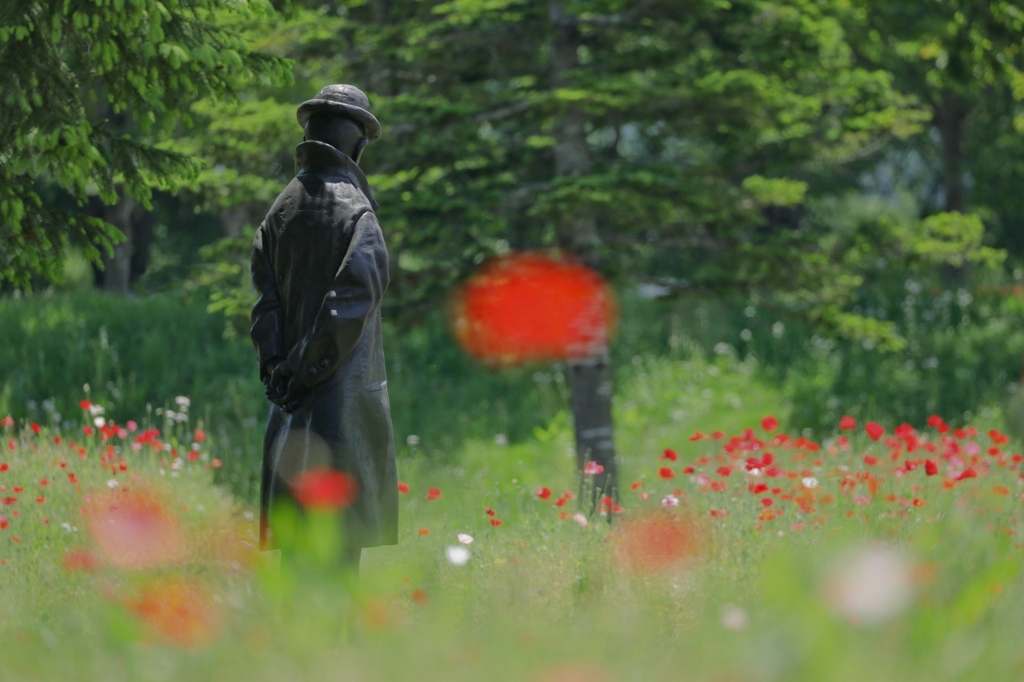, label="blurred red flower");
[612,513,700,574]
[85,487,186,569]
[449,252,617,365]
[658,467,674,479]
[61,549,99,572]
[398,481,410,494]
[761,416,779,432]
[865,422,885,441]
[839,416,856,430]
[660,448,678,461]
[288,468,359,511]
[426,487,442,500]
[536,487,552,500]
